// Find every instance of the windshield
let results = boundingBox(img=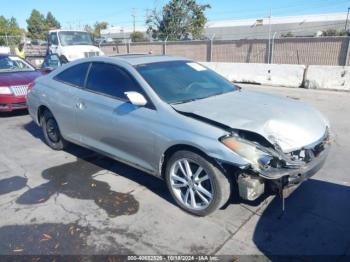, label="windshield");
[136,60,237,104]
[58,31,93,46]
[0,56,35,73]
